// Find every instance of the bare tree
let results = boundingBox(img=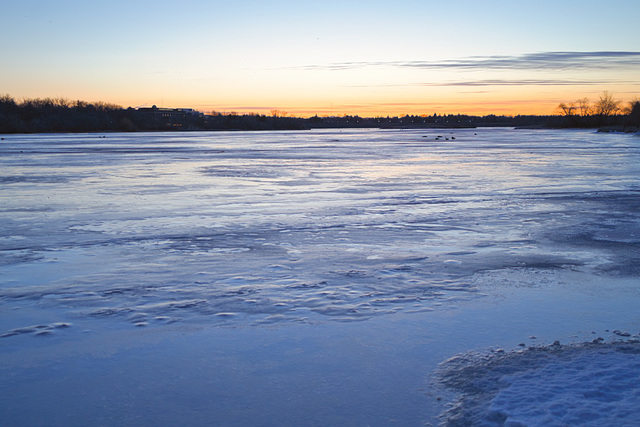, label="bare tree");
[595,91,622,117]
[270,110,288,117]
[576,98,591,116]
[557,102,576,116]
[622,97,640,115]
